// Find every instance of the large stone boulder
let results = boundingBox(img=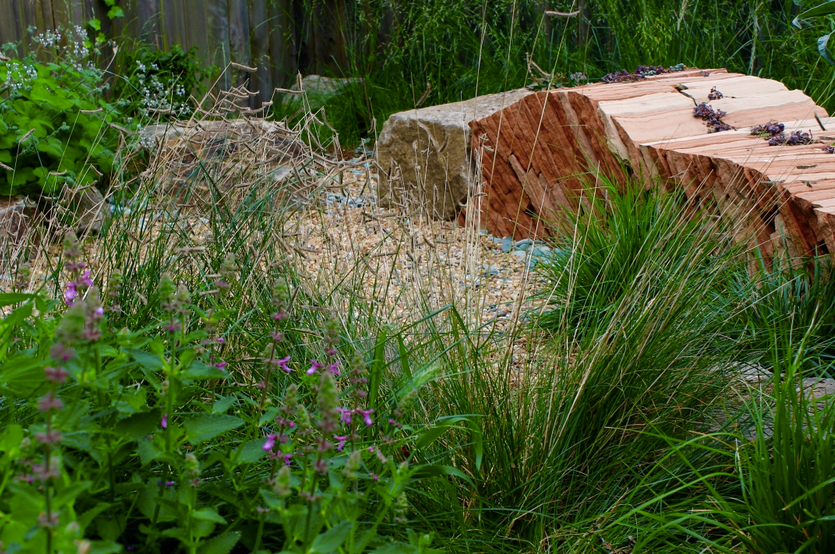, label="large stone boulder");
[377,89,533,220]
